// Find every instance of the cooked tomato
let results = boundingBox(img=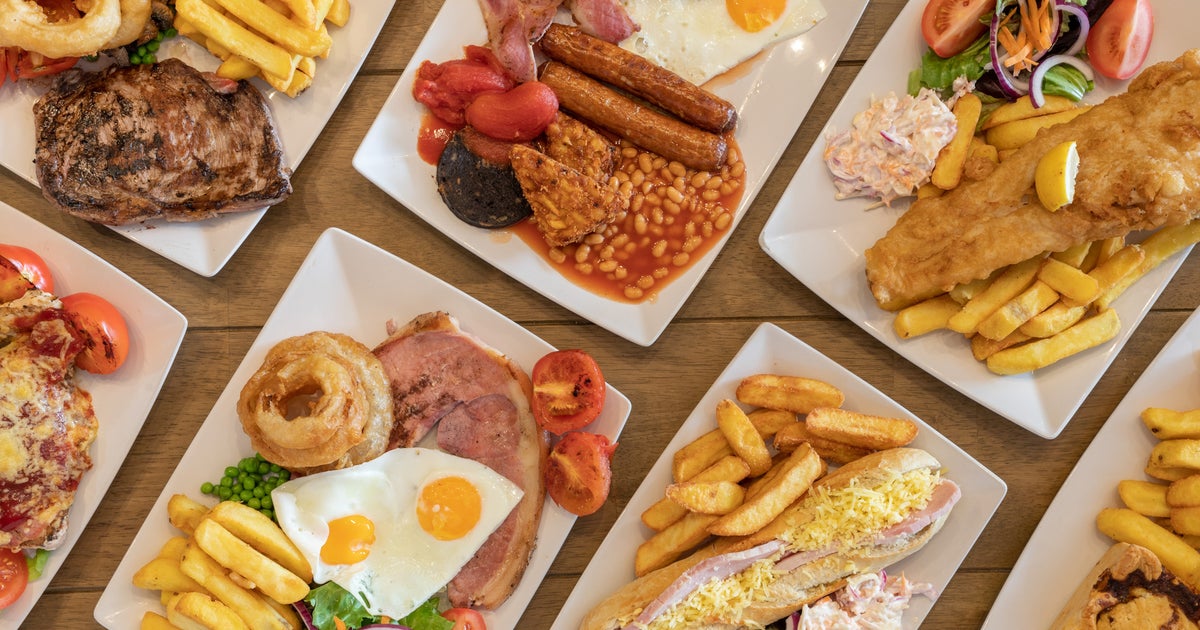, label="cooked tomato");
[0,549,29,610]
[531,350,606,435]
[545,431,617,516]
[442,607,487,630]
[7,49,79,81]
[59,293,130,374]
[1086,0,1154,80]
[464,81,559,142]
[0,245,54,295]
[921,0,996,58]
[0,258,37,303]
